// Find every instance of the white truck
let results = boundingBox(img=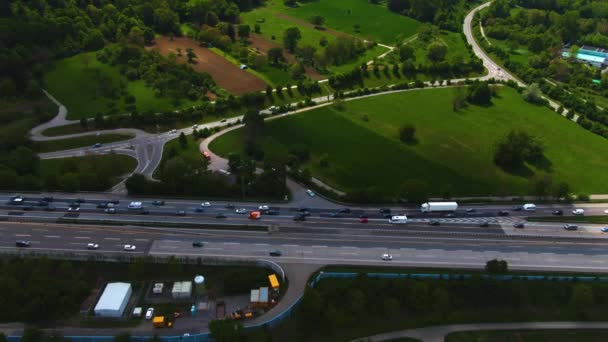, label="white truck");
[388,215,408,224]
[420,202,458,213]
